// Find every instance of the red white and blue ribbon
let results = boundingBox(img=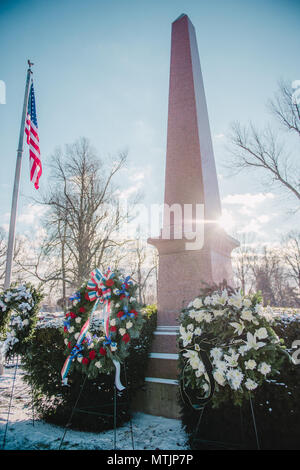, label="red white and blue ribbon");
[61,319,91,385]
[87,267,114,337]
[61,268,125,390]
